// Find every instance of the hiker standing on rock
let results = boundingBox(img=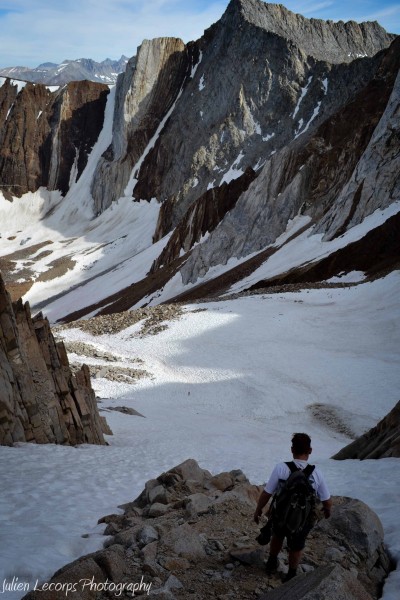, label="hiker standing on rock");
[254,432,332,582]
